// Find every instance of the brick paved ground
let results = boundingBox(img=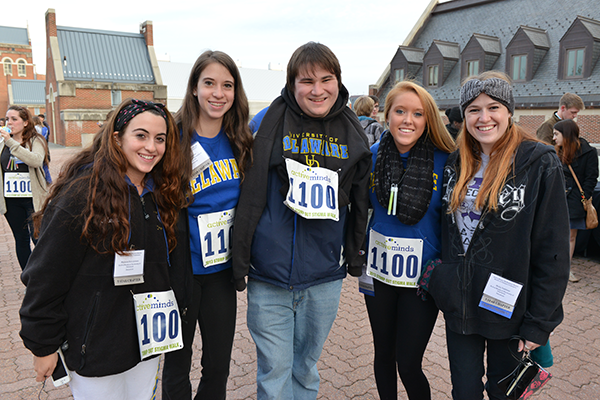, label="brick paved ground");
[1,145,599,399]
